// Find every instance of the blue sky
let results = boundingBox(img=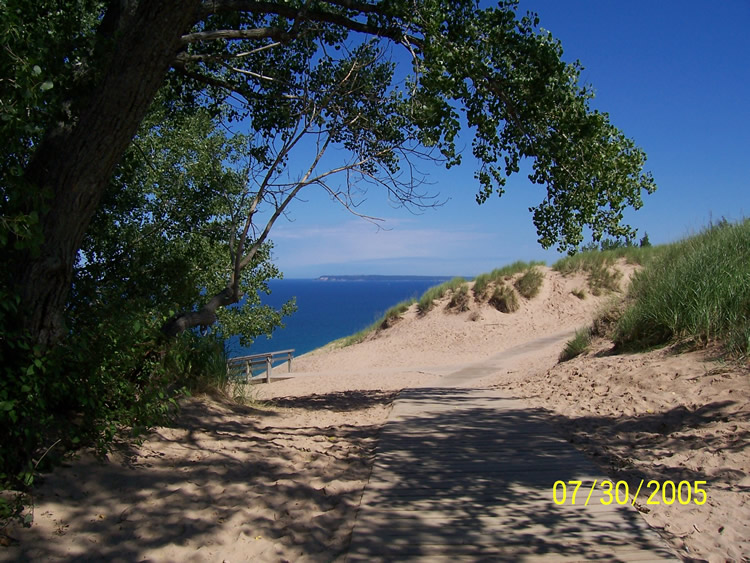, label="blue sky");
[268,0,749,278]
